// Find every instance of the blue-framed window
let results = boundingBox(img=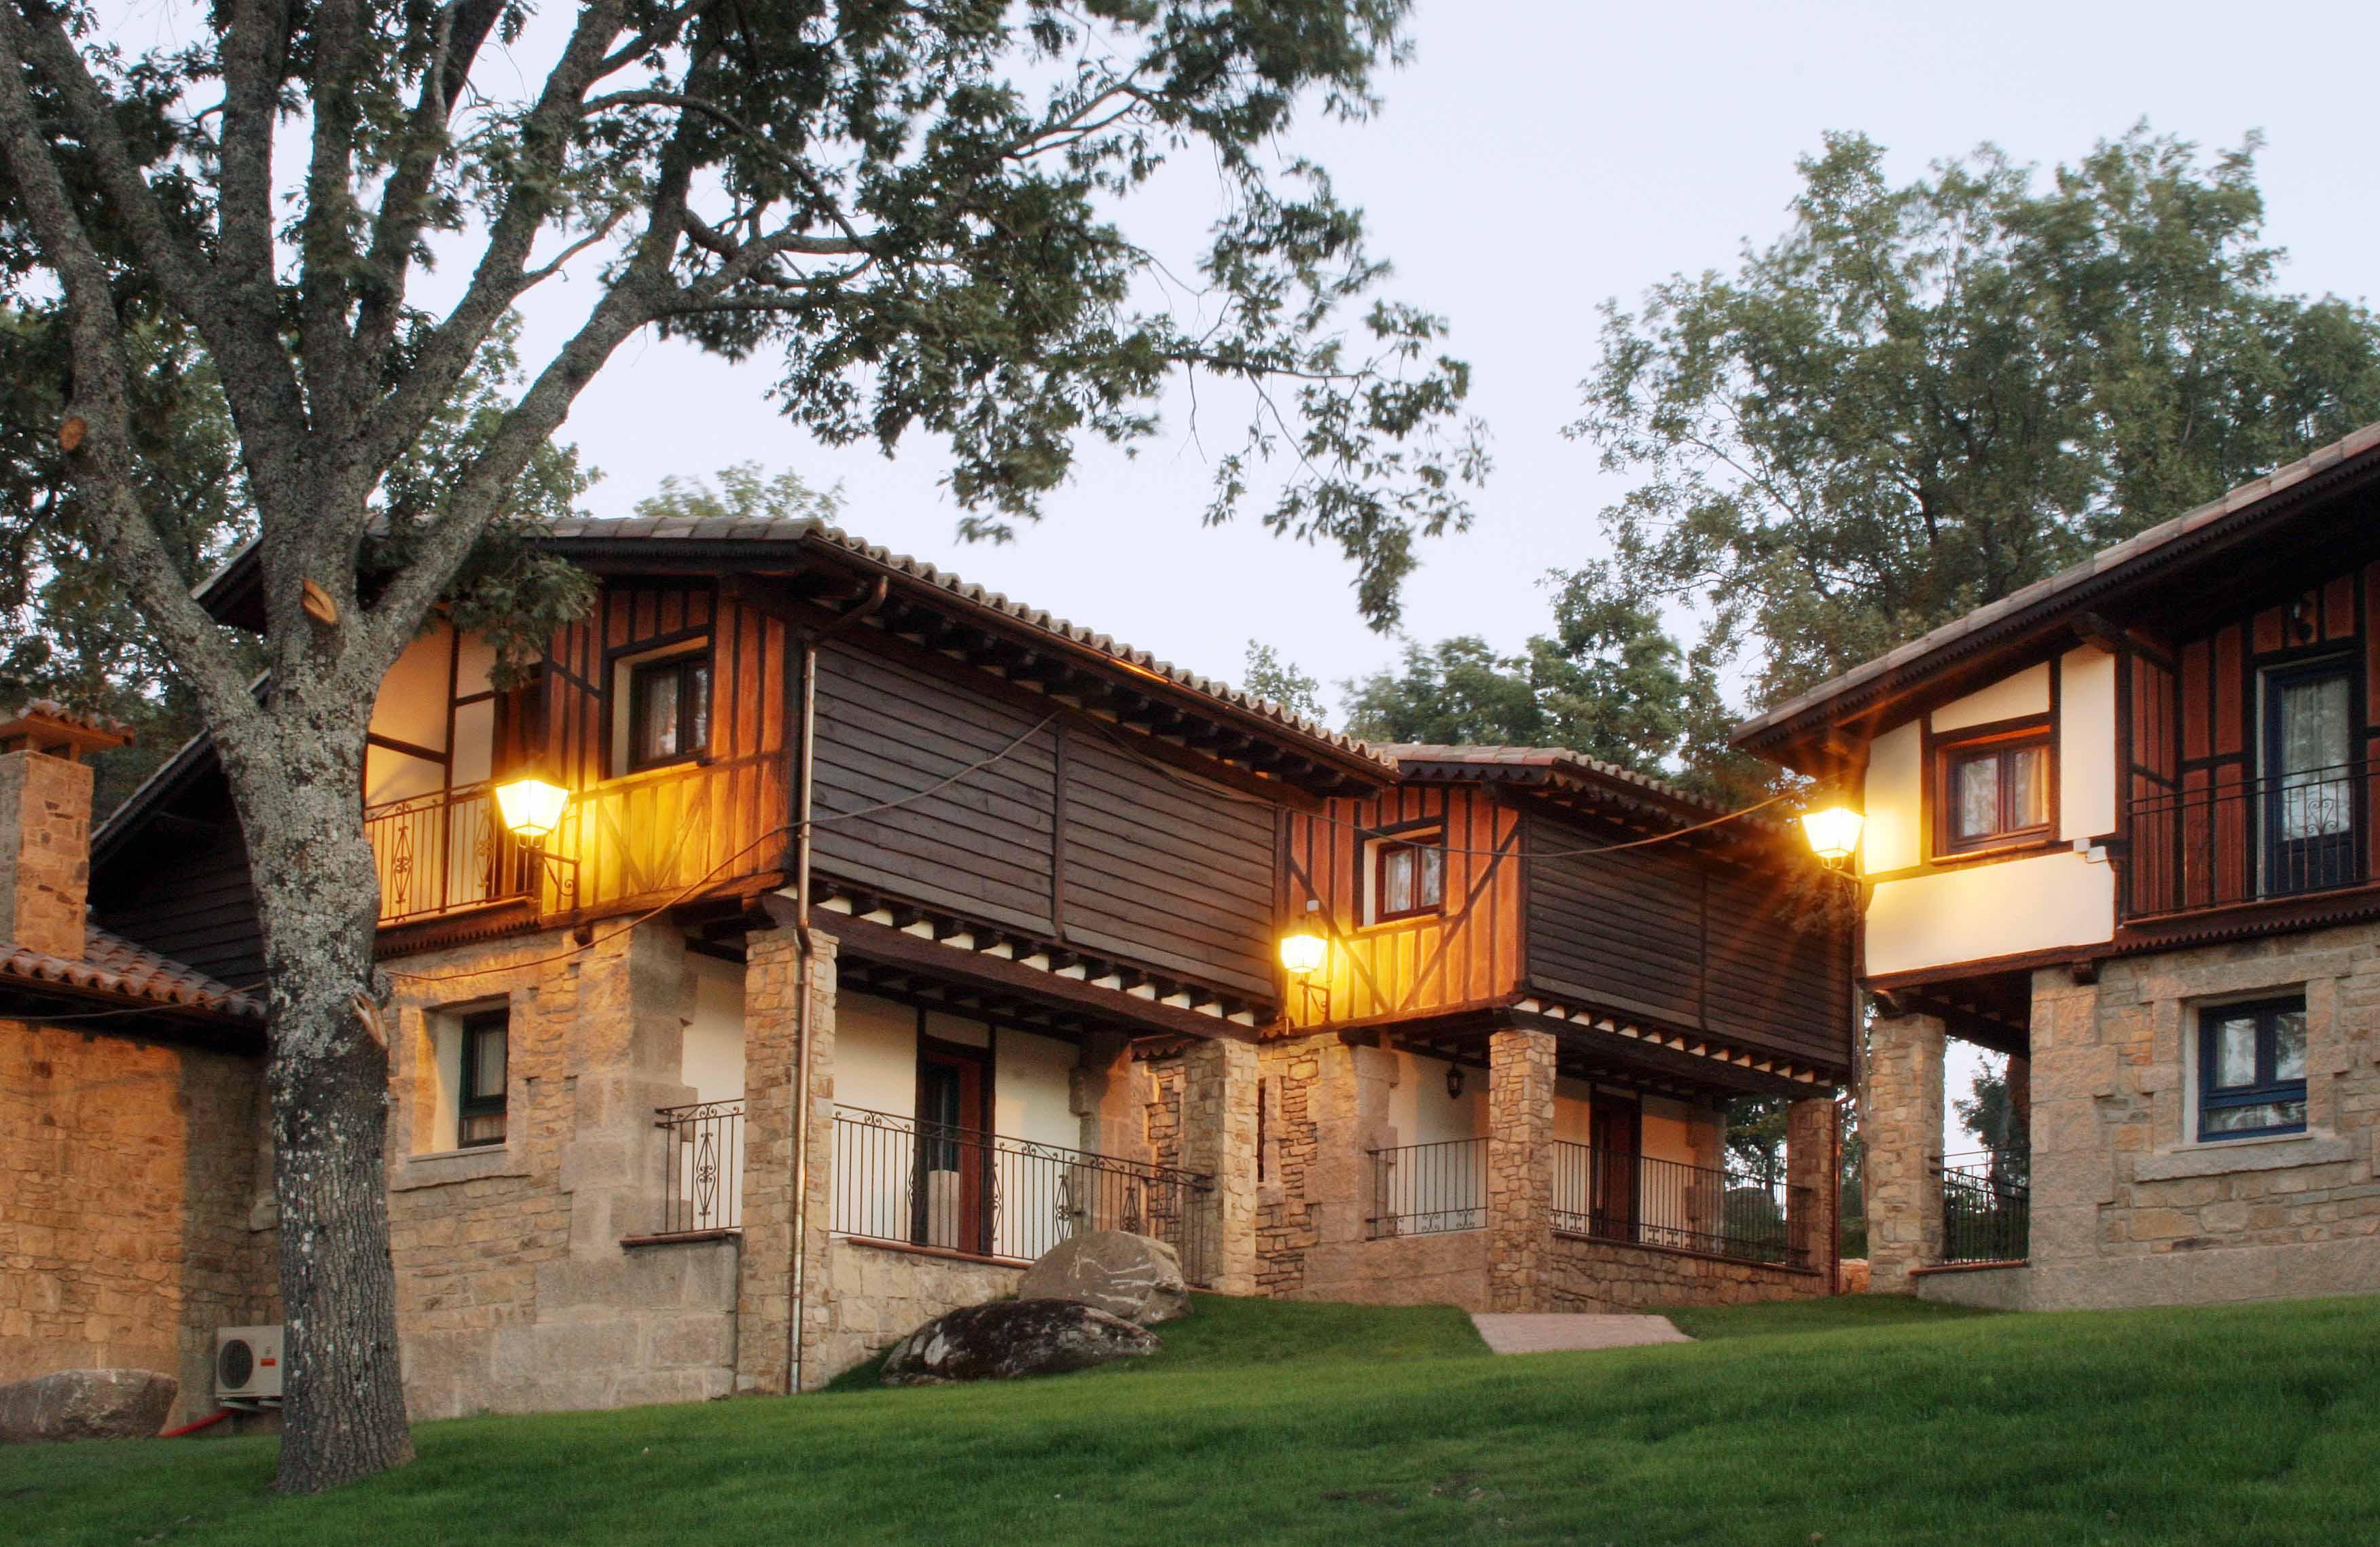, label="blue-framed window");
[2197,998,2307,1141]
